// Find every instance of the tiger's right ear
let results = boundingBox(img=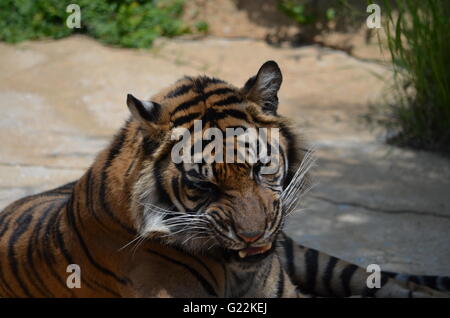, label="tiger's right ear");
[242,61,282,115]
[127,94,162,124]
